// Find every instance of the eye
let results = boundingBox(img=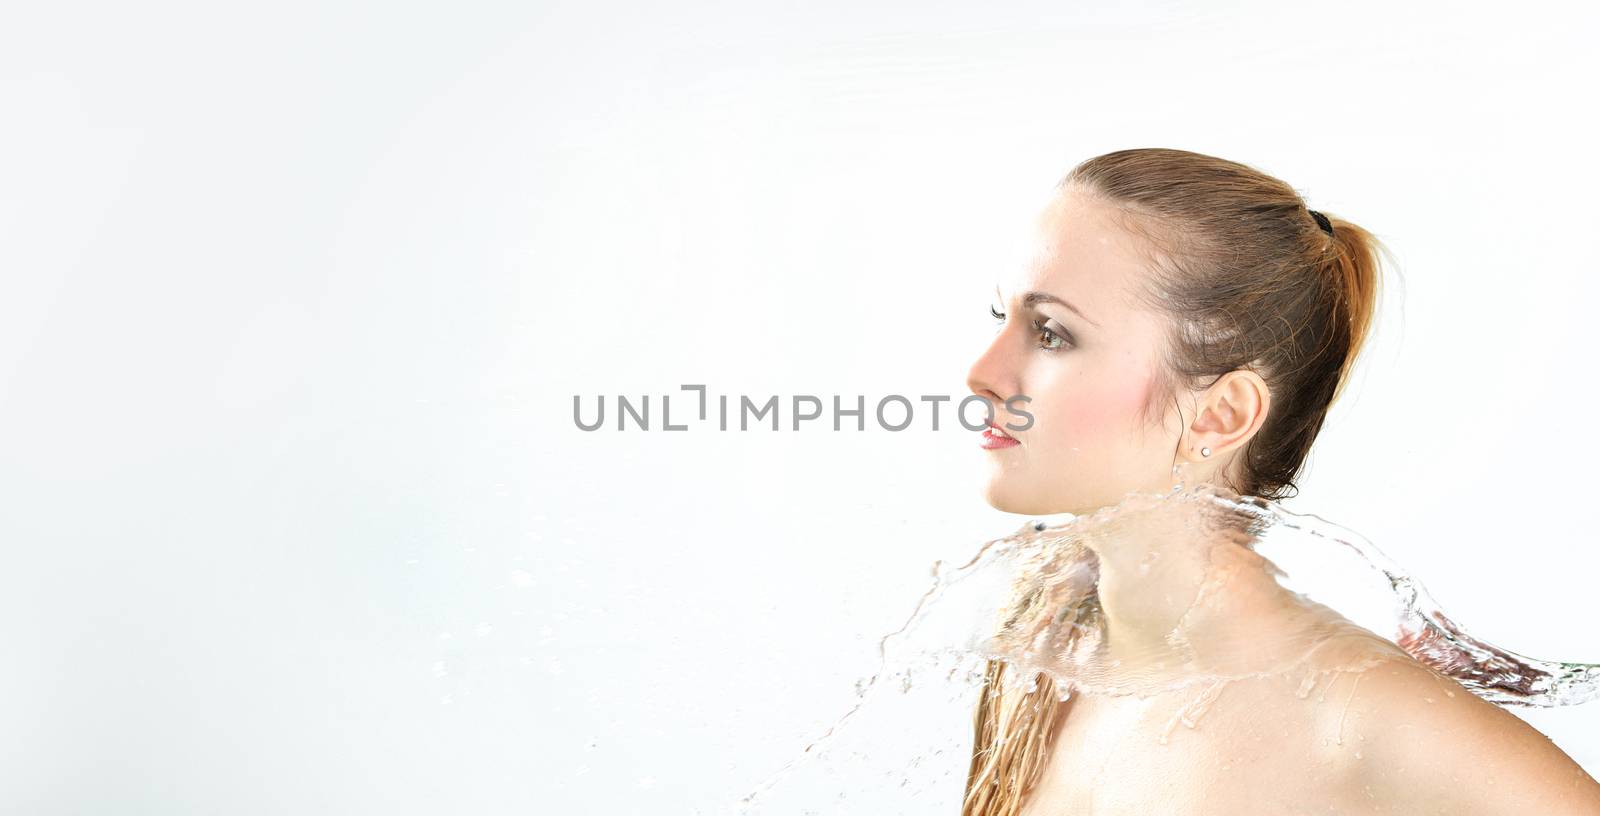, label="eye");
[1032,318,1072,351]
[989,304,1007,323]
